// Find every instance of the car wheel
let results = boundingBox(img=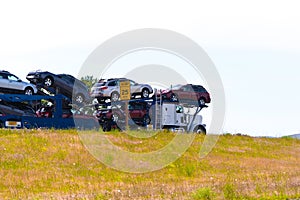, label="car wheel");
[103,120,112,132]
[113,112,120,123]
[143,115,151,125]
[198,98,206,106]
[141,88,150,99]
[24,87,34,95]
[170,93,178,102]
[111,92,120,102]
[193,126,206,134]
[44,77,53,87]
[75,94,84,103]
